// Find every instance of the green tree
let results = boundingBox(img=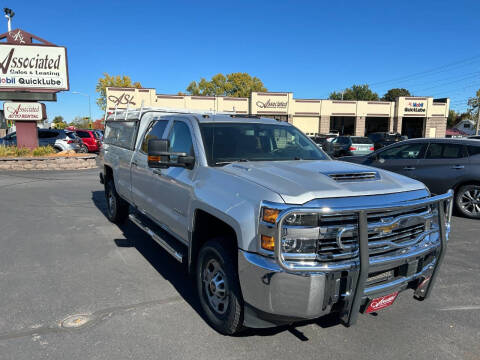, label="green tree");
[381,88,411,102]
[52,115,67,129]
[329,84,379,101]
[95,73,142,111]
[467,88,480,126]
[70,116,90,129]
[447,109,458,128]
[186,72,267,98]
